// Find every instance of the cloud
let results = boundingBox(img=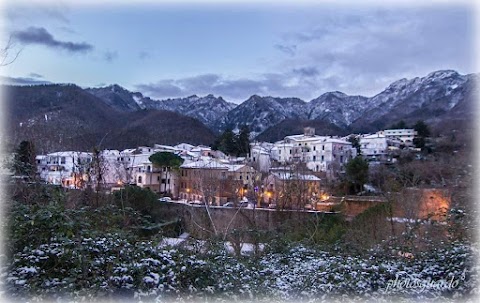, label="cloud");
[273,7,474,97]
[0,75,51,86]
[274,44,296,56]
[103,50,118,62]
[135,6,473,103]
[136,80,184,97]
[292,67,319,77]
[135,71,322,102]
[27,72,44,79]
[12,27,93,53]
[6,4,70,24]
